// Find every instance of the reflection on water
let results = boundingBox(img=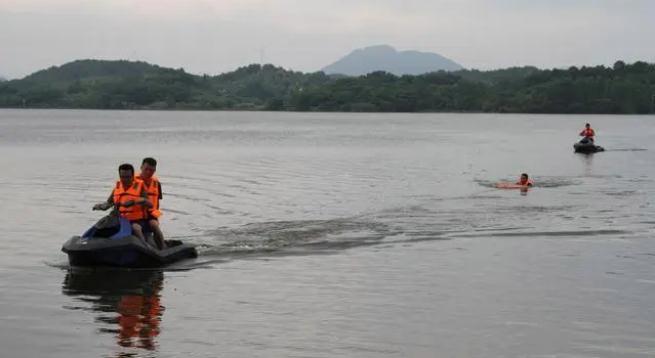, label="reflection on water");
[577,150,596,177]
[62,269,164,354]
